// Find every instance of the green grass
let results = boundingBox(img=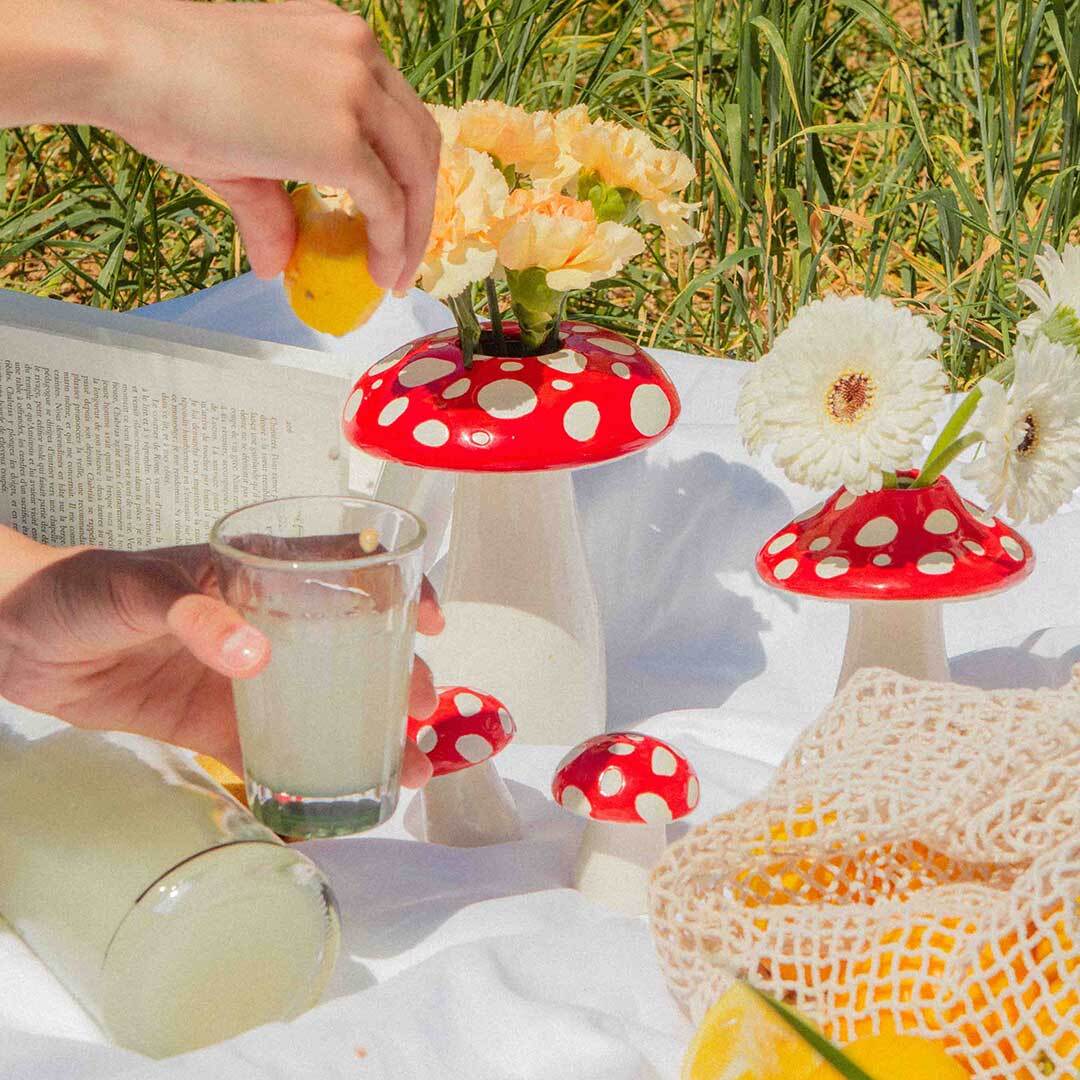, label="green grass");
[3,0,1079,384]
